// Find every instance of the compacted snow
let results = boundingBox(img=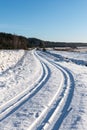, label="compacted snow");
[0,49,87,130]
